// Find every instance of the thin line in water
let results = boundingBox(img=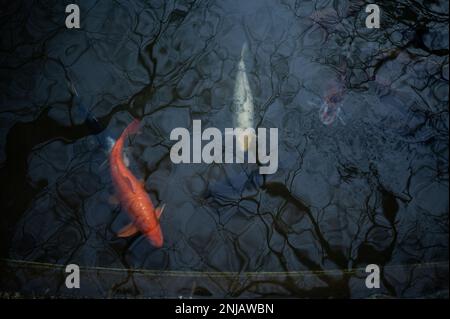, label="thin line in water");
[1,258,447,278]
